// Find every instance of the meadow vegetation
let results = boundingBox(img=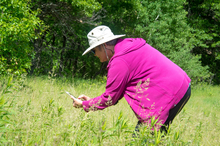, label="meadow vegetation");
[1,76,220,145]
[1,1,220,145]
